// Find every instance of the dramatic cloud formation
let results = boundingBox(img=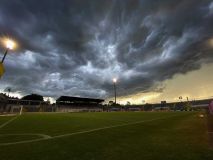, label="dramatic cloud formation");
[0,0,213,99]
